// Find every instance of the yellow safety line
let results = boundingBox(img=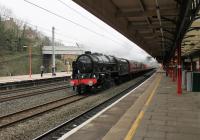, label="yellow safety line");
[124,75,162,140]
